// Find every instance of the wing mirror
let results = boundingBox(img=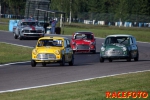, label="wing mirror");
[102,43,104,46]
